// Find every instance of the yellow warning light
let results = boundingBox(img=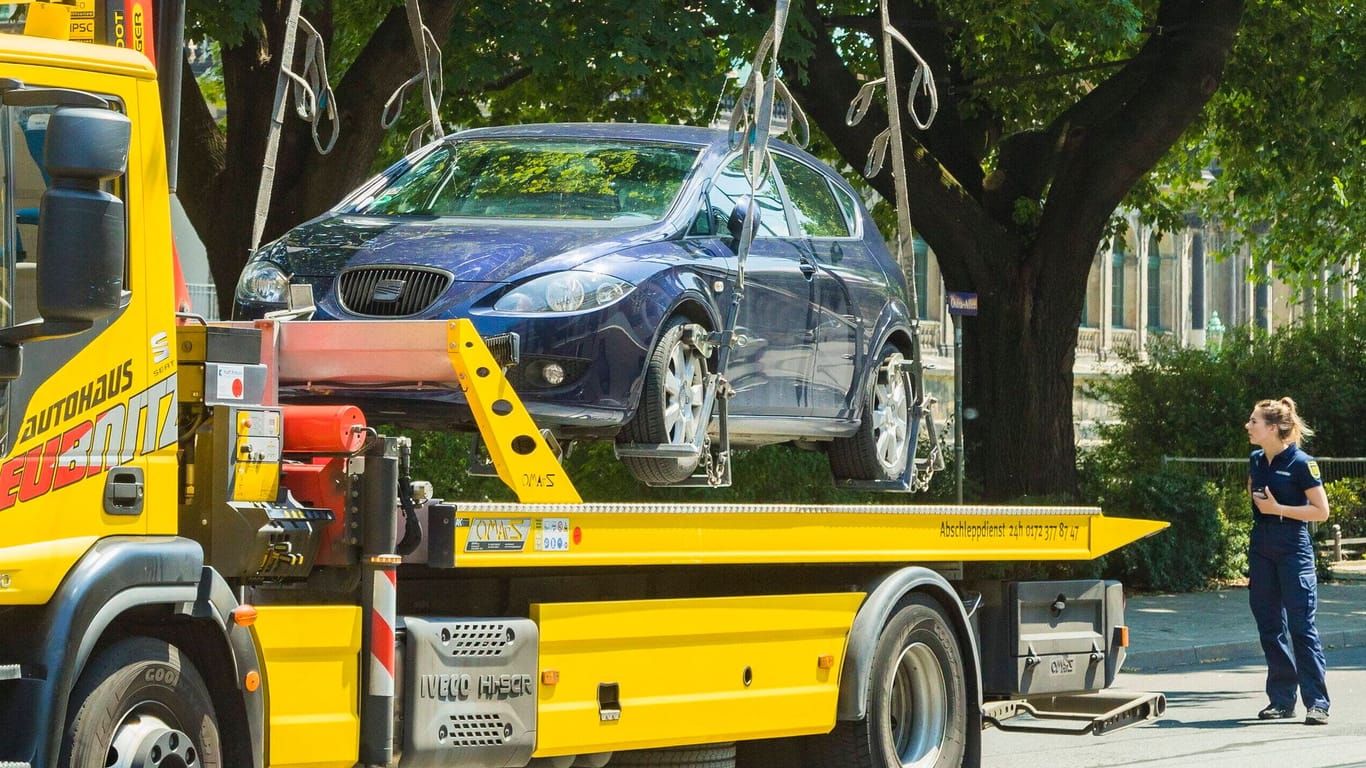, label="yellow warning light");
[244,670,261,692]
[541,670,561,685]
[817,655,835,670]
[1115,625,1130,648]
